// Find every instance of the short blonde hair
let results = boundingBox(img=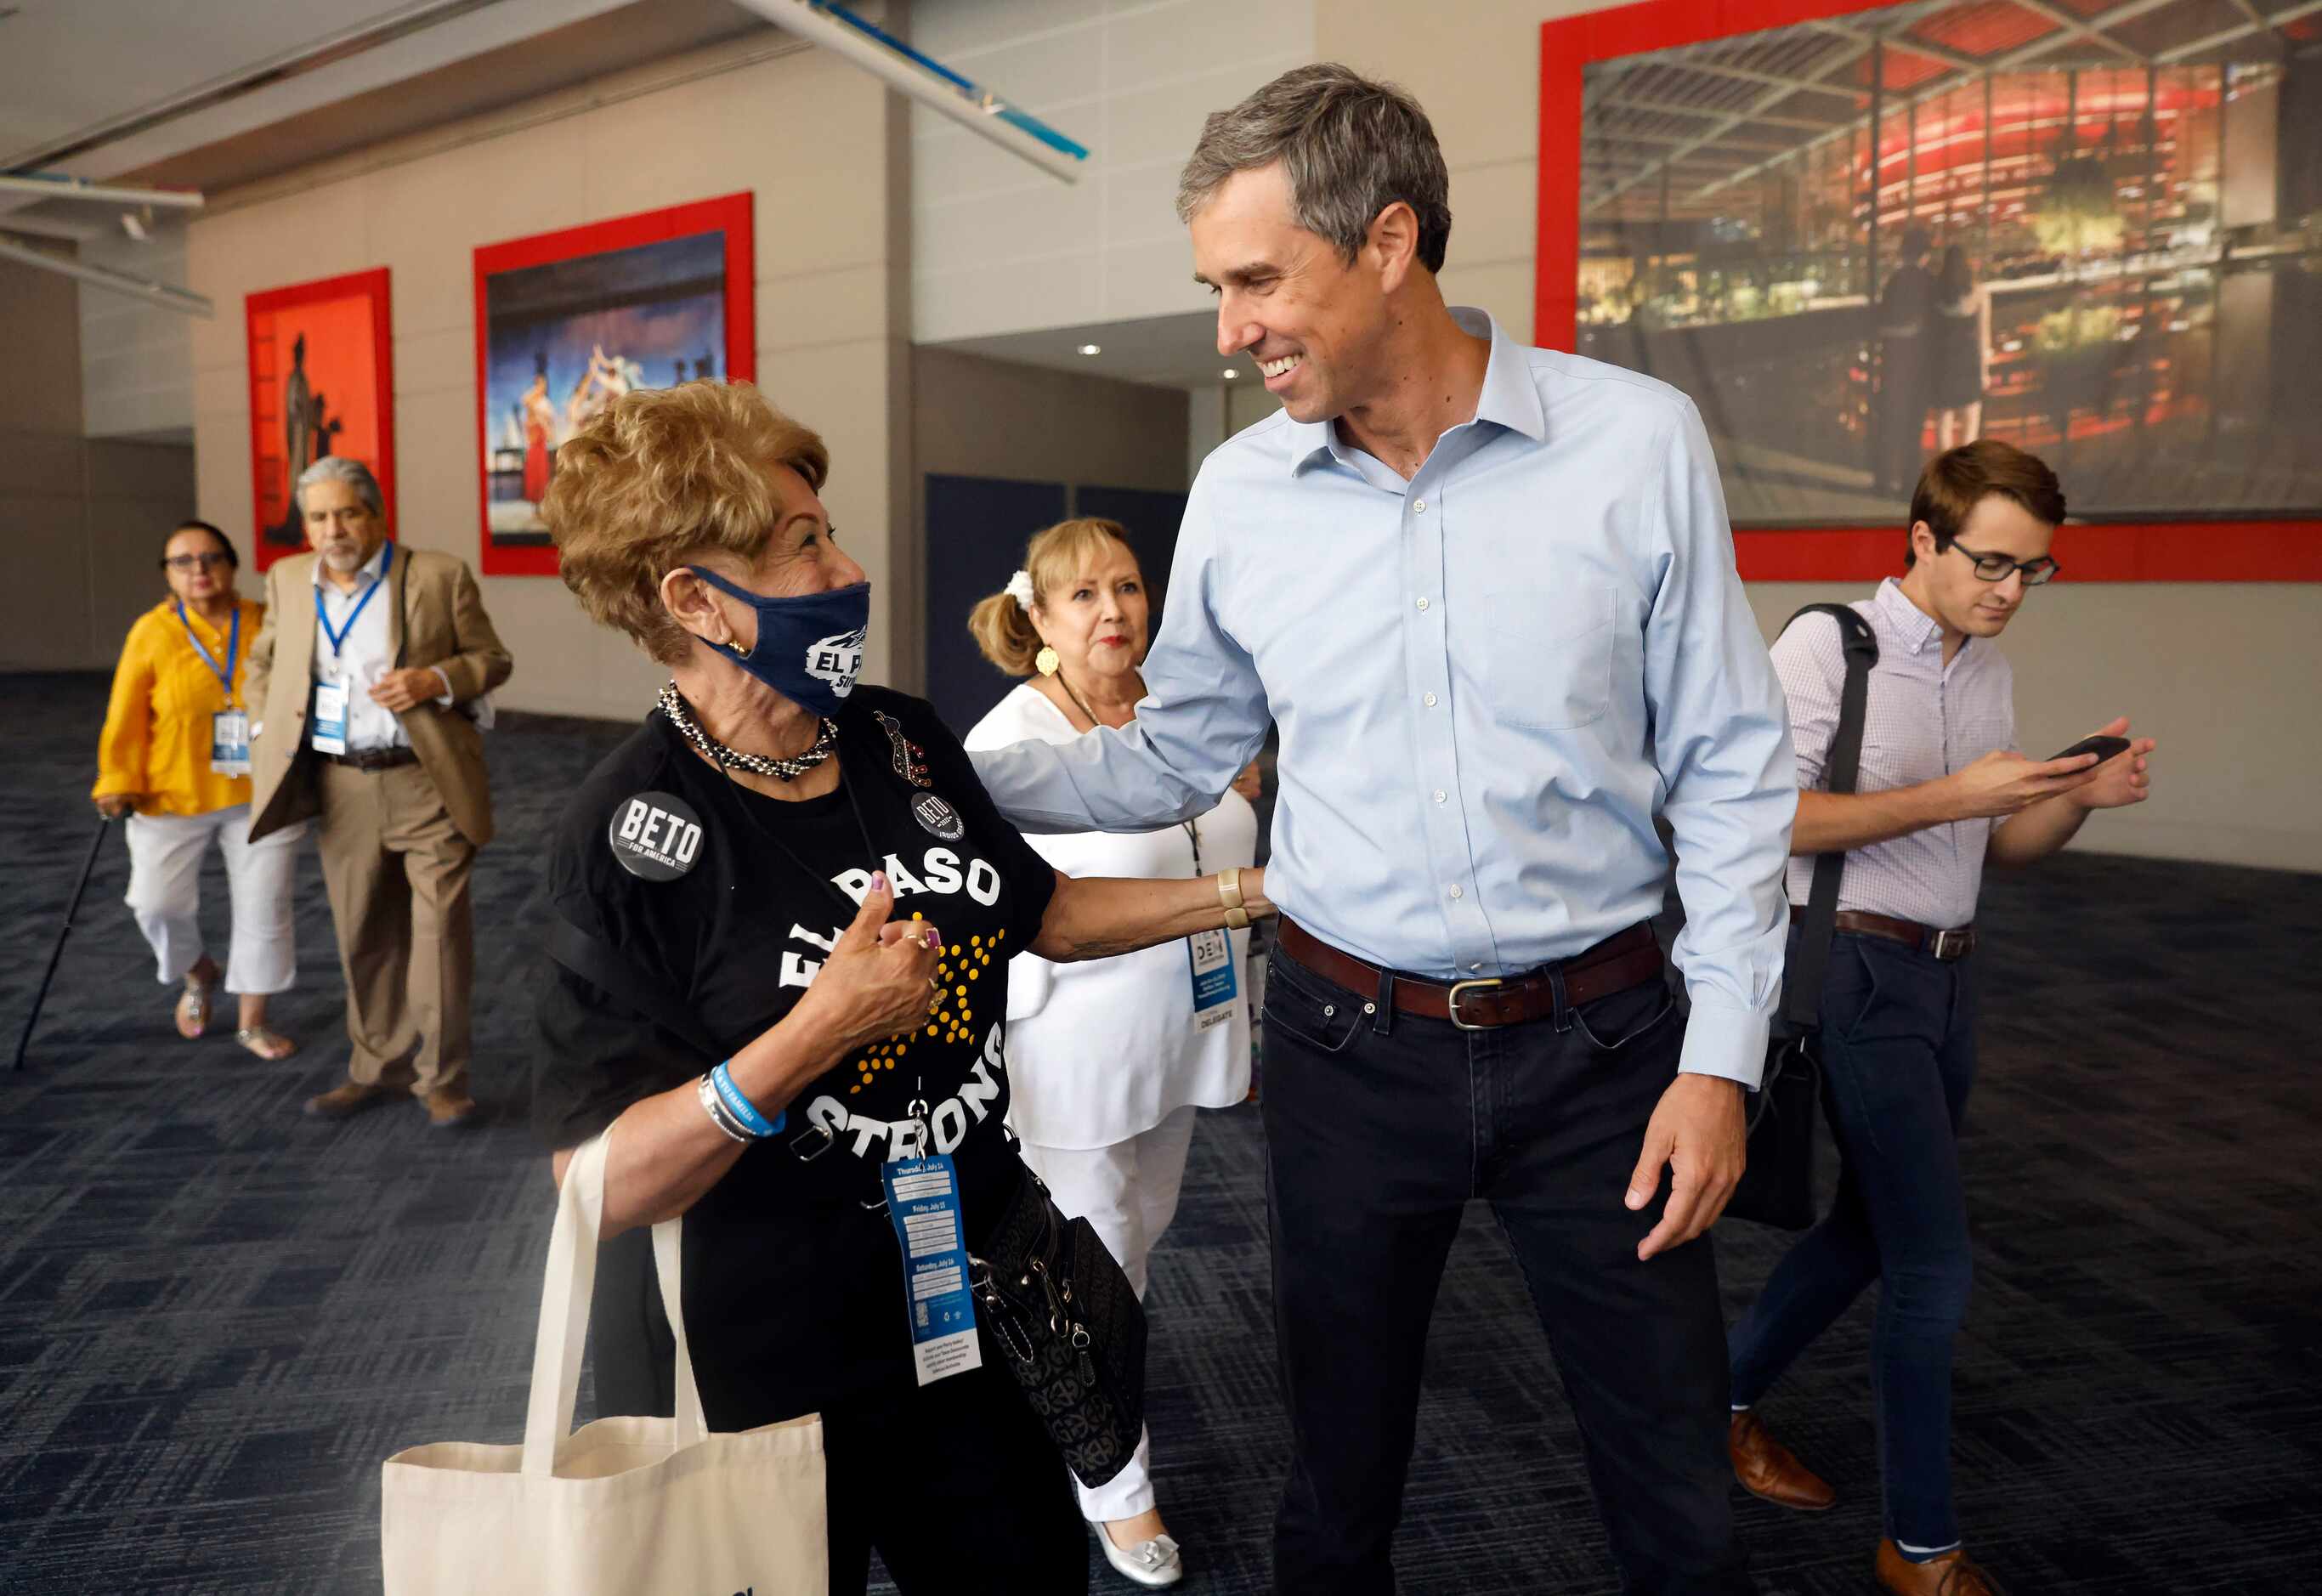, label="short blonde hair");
[542,381,829,665]
[968,518,1137,676]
